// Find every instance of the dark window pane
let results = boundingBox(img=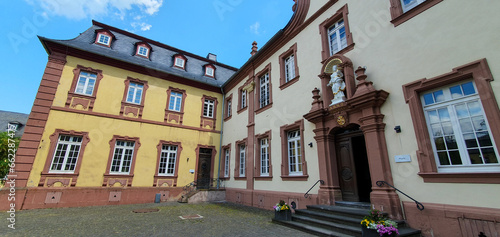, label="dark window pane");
[468,149,482,164]
[449,151,462,165]
[477,132,493,147]
[463,133,478,148]
[437,152,450,165]
[434,137,446,150]
[481,148,498,164]
[445,136,458,149]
